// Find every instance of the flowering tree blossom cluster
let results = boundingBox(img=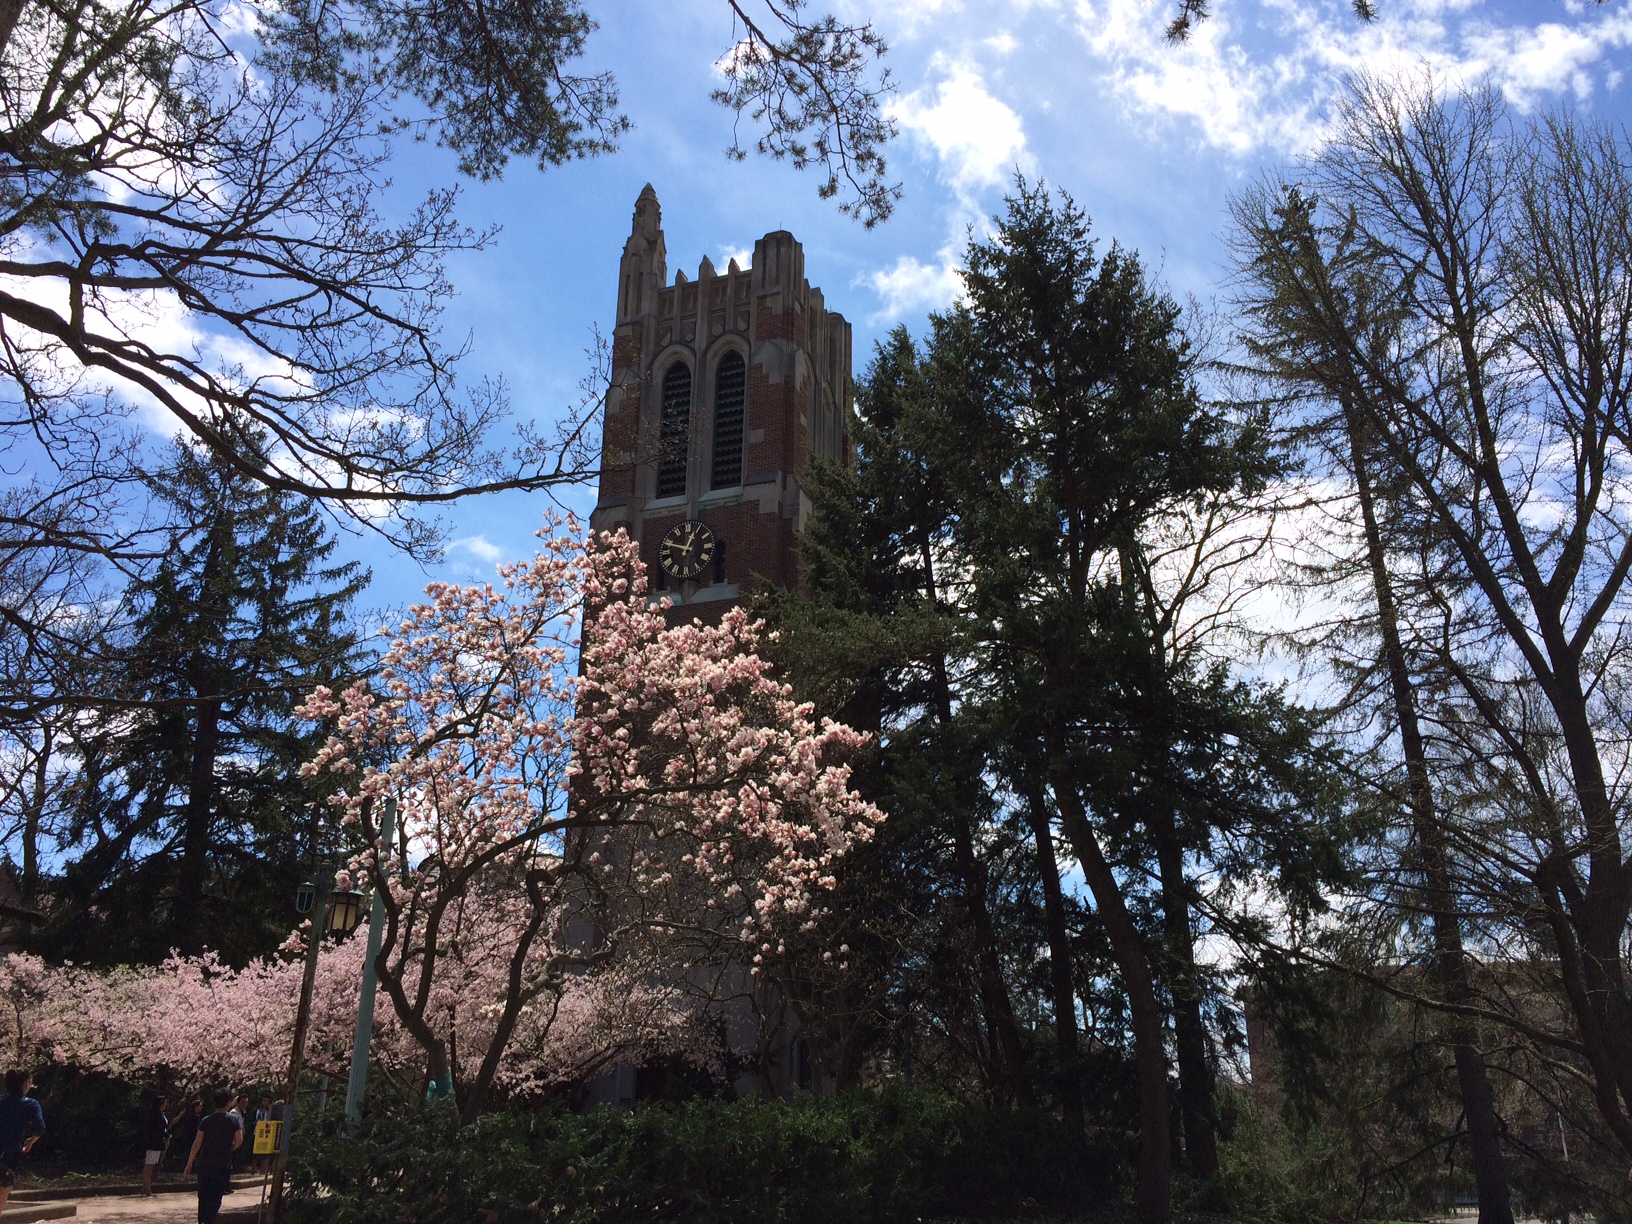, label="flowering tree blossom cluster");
[297,520,882,1119]
[0,933,697,1099]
